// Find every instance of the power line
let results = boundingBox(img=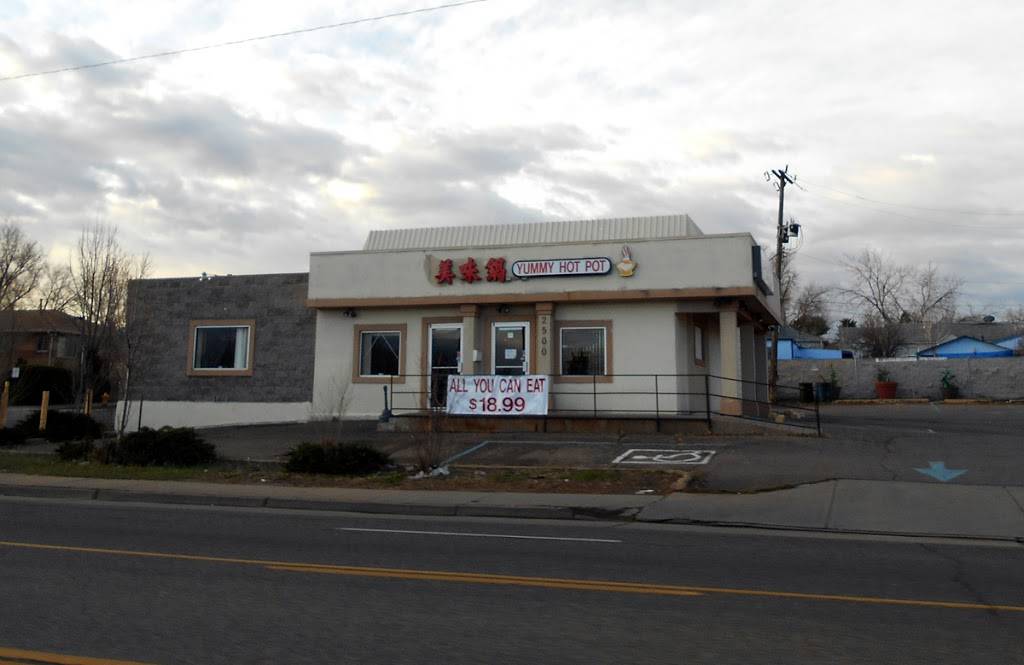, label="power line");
[794,183,1024,229]
[798,178,1024,217]
[0,0,496,83]
[796,252,1024,287]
